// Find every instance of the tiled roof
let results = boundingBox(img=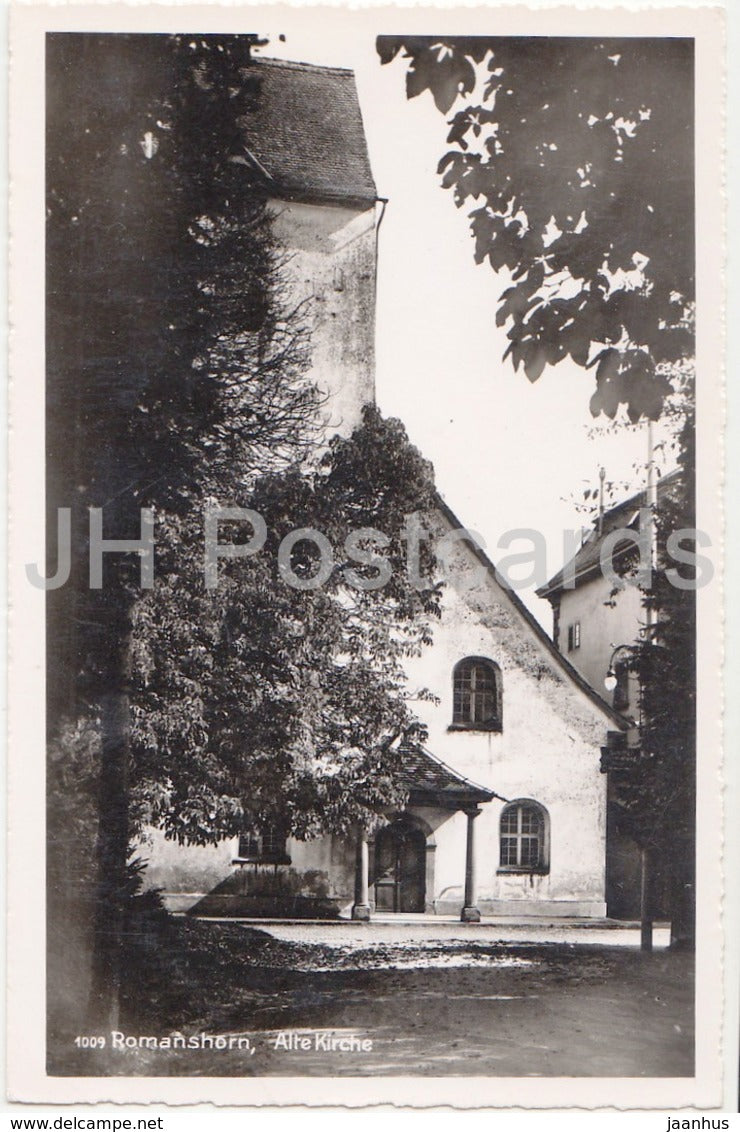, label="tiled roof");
[398,742,494,805]
[536,469,682,599]
[238,58,377,205]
